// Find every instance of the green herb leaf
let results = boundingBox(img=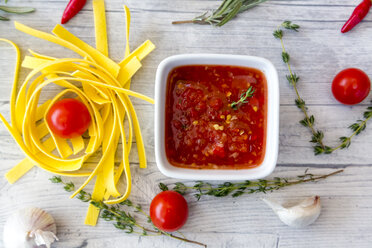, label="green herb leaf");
[286,73,299,85]
[159,182,168,191]
[64,182,75,192]
[311,131,324,143]
[364,110,372,119]
[49,176,62,183]
[0,6,35,14]
[273,29,283,39]
[120,199,133,207]
[282,52,290,63]
[281,20,300,31]
[314,145,324,155]
[217,1,242,27]
[173,182,187,195]
[295,98,305,109]
[77,191,91,202]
